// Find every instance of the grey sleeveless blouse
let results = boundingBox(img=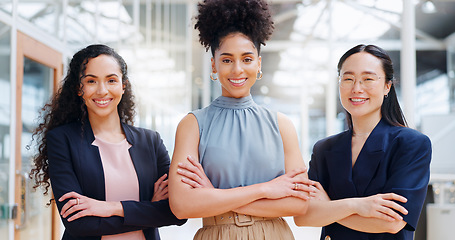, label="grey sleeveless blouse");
[191,95,285,189]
